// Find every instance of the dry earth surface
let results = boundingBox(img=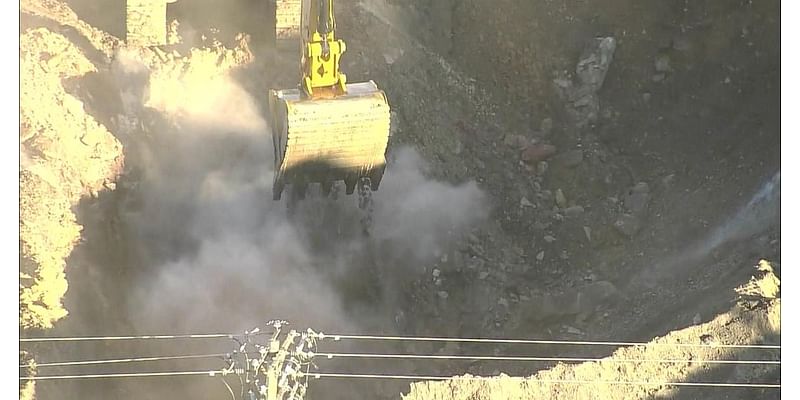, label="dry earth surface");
[20,0,779,399]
